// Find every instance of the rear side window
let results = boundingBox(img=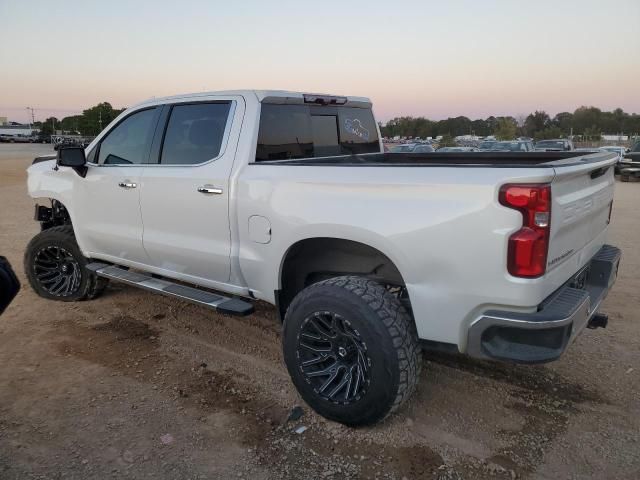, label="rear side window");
[160,102,231,165]
[255,104,379,161]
